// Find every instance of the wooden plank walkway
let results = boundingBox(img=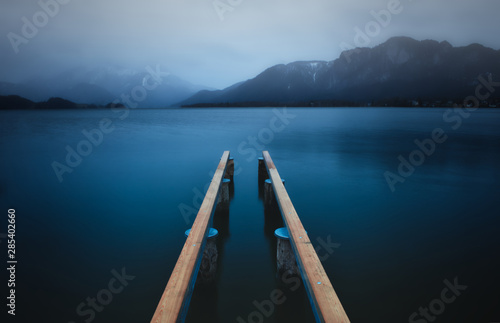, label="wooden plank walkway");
[262,151,350,323]
[151,151,230,323]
